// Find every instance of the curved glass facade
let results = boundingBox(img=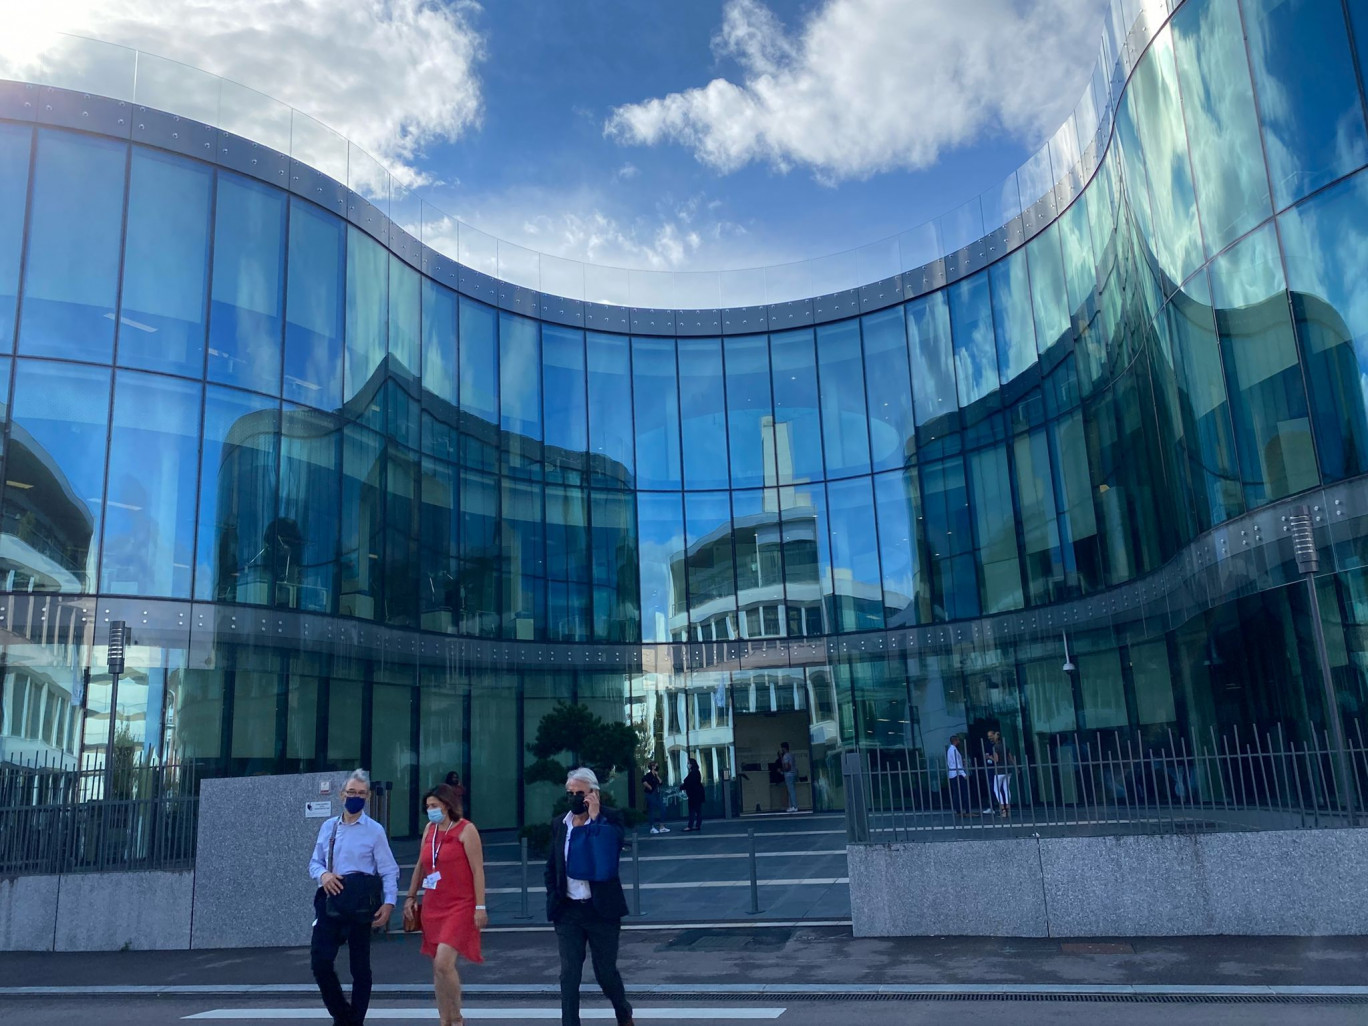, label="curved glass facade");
[5,0,1368,836]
